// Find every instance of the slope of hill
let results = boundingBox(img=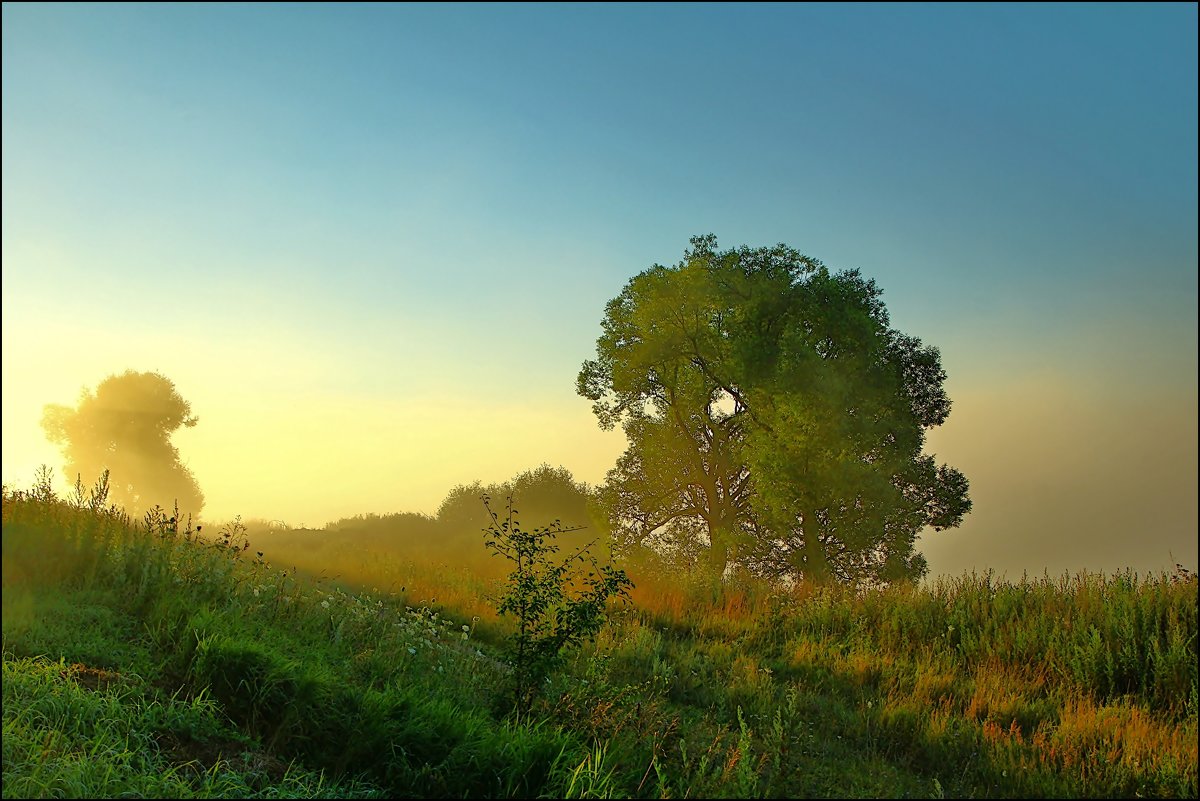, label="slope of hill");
[3,486,1196,798]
